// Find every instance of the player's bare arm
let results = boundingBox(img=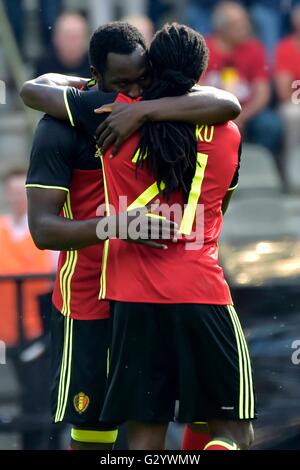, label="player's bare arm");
[27,188,178,251]
[222,141,241,214]
[222,190,235,215]
[95,86,241,154]
[20,74,240,139]
[20,74,90,119]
